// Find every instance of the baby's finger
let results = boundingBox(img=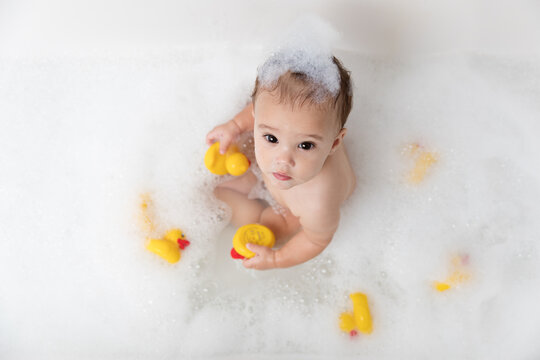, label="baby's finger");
[243,254,264,269]
[219,137,232,154]
[246,243,266,255]
[206,130,219,145]
[242,258,255,269]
